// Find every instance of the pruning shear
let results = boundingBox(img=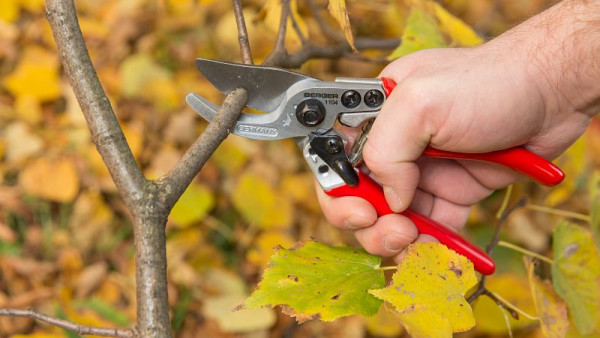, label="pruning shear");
[186,58,565,275]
